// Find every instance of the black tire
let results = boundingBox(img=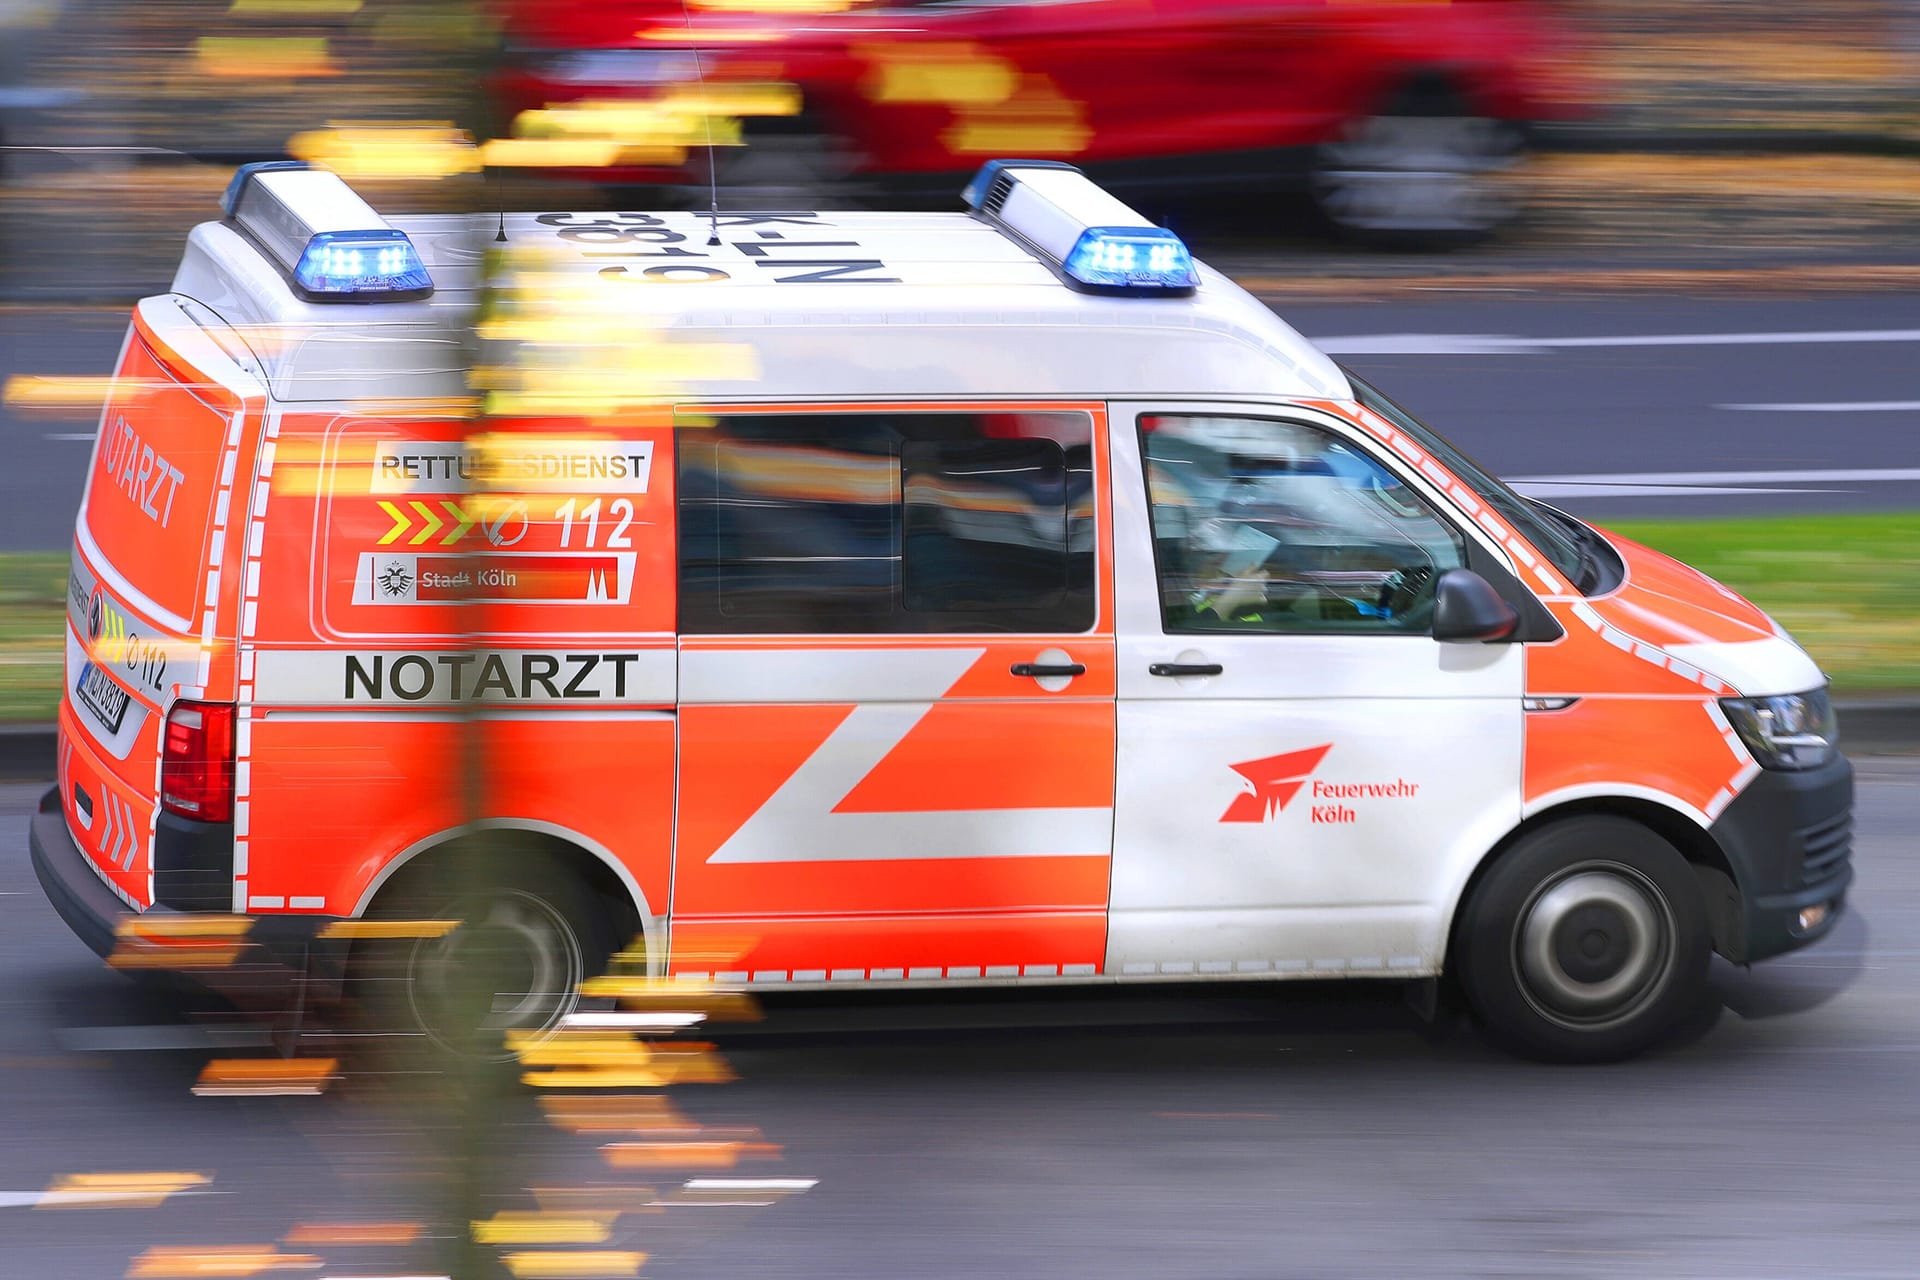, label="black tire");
[1452,817,1711,1063]
[355,853,623,1062]
[1310,78,1523,248]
